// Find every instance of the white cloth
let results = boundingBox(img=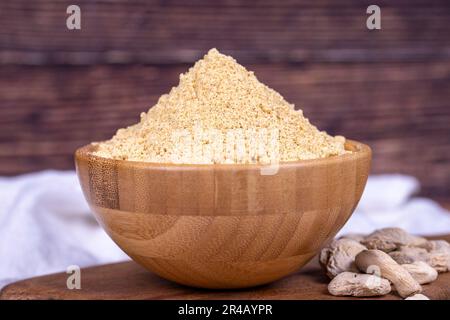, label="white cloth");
[0,171,449,289]
[0,171,127,289]
[338,174,450,236]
